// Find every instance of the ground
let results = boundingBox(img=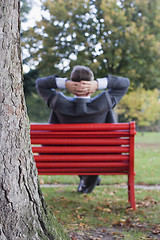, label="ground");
[69,227,125,240]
